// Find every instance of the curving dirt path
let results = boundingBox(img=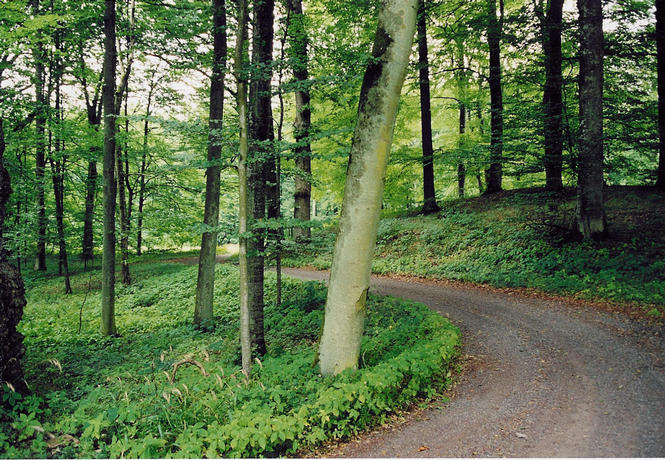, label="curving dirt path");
[283,267,665,457]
